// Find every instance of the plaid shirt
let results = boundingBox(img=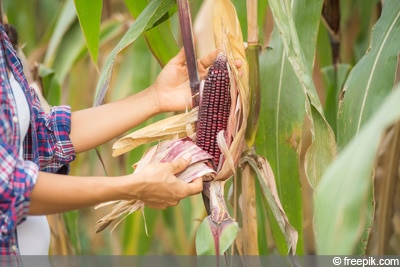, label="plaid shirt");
[0,25,76,260]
